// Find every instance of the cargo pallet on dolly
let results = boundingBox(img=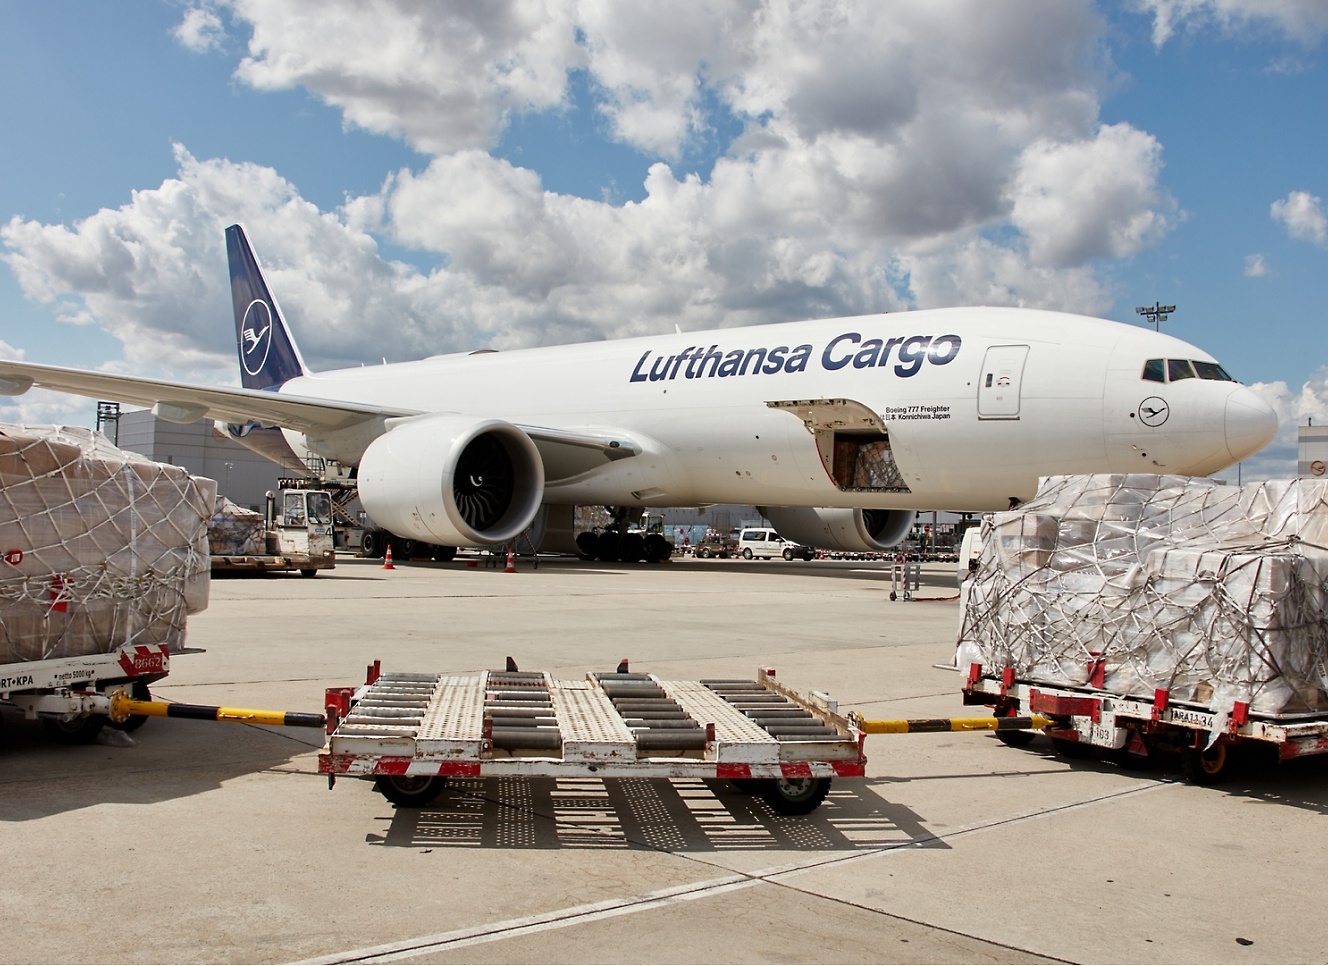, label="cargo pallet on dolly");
[962,663,1328,784]
[320,662,868,814]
